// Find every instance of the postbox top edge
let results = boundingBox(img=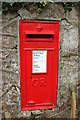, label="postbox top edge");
[19,19,60,24]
